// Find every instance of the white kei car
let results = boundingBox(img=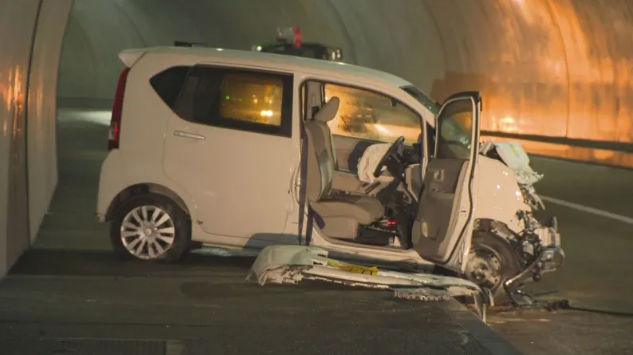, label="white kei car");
[96,46,564,303]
